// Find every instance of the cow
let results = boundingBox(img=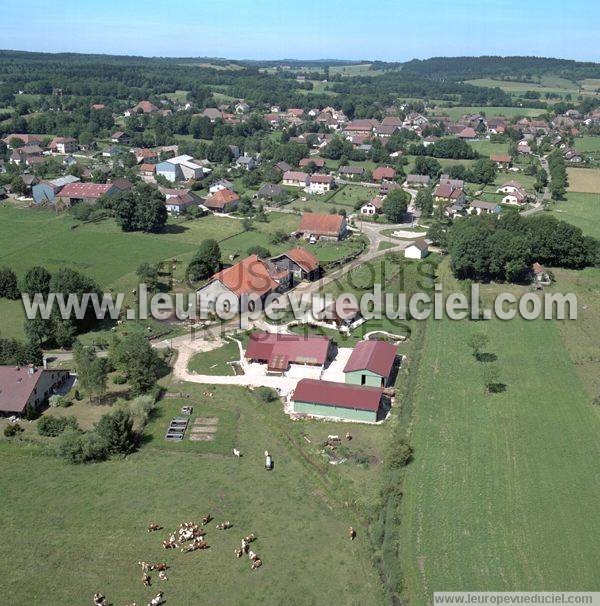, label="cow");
[348,526,356,541]
[201,514,212,525]
[251,558,263,570]
[216,521,232,530]
[147,592,164,606]
[147,523,162,532]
